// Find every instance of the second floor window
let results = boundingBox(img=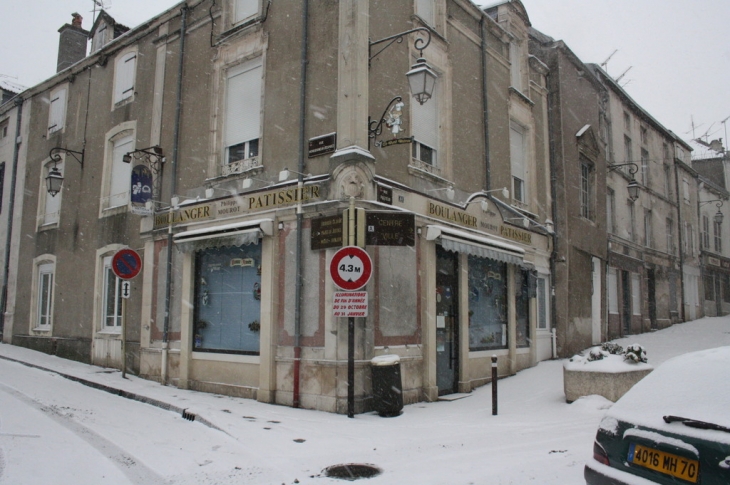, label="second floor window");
[233,0,258,24]
[580,162,594,220]
[412,83,439,166]
[640,148,650,186]
[510,123,526,203]
[624,135,633,164]
[114,51,137,105]
[48,86,67,134]
[714,220,722,253]
[702,215,710,249]
[225,58,262,166]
